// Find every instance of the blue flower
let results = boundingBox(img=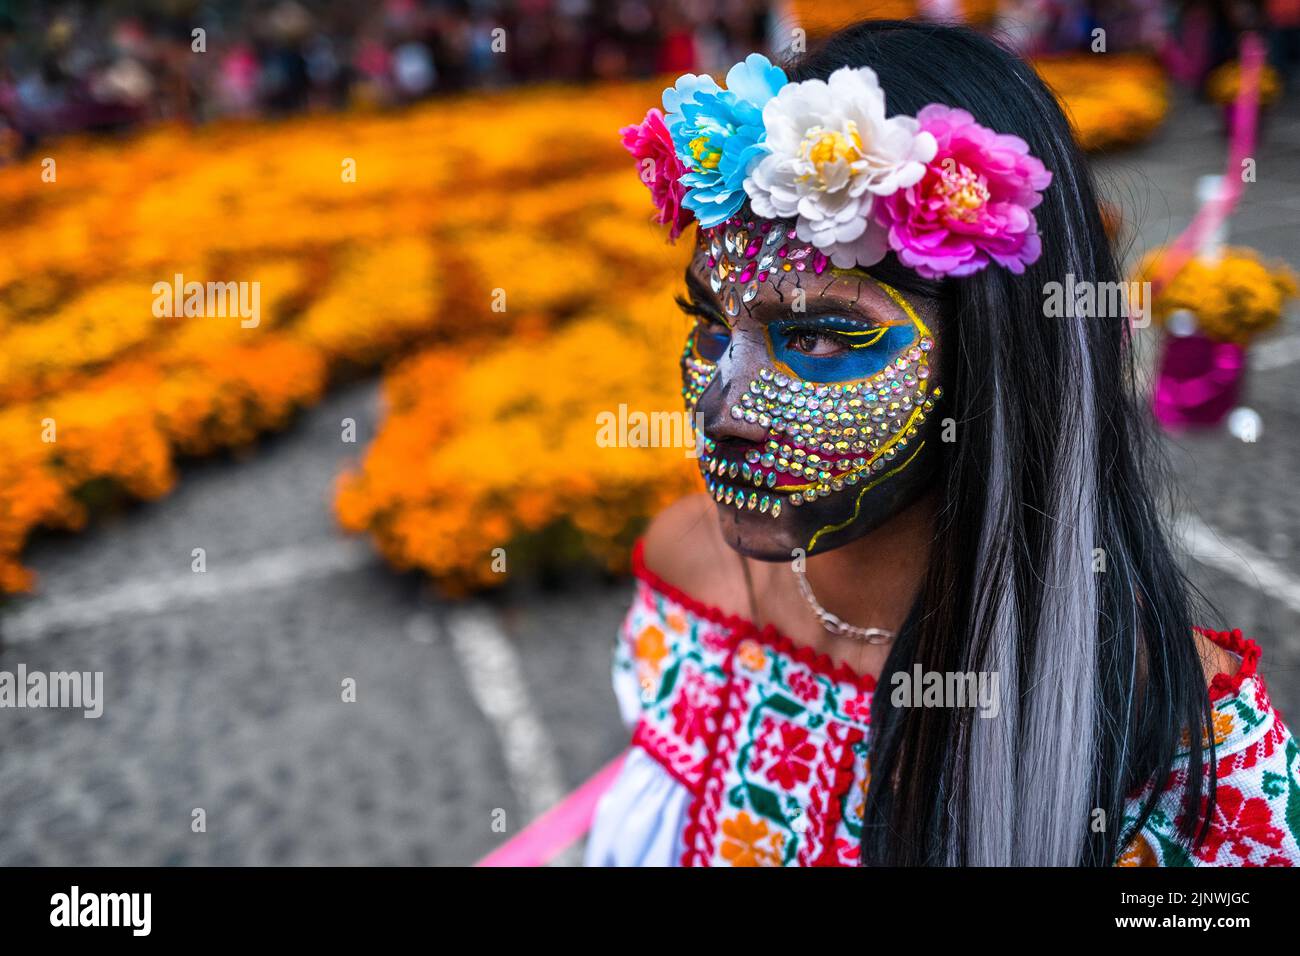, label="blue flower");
[662,54,787,228]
